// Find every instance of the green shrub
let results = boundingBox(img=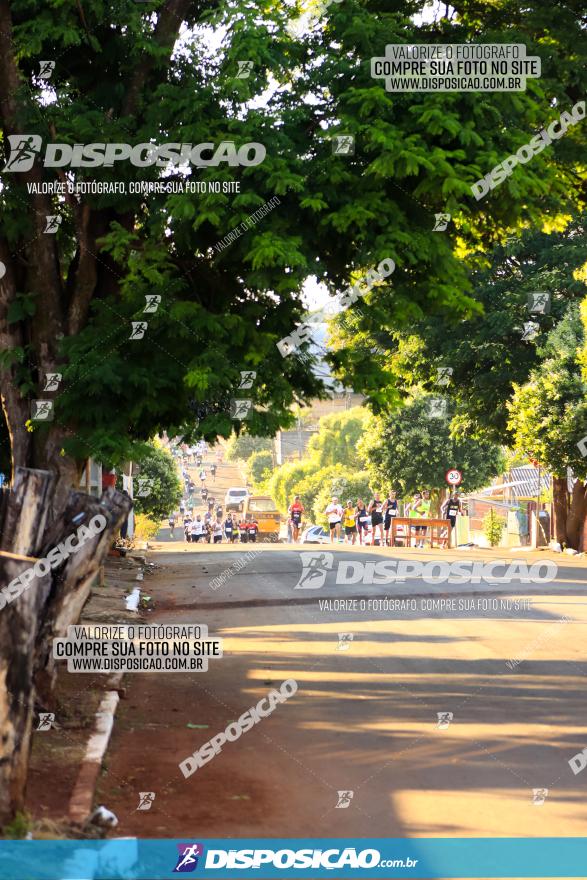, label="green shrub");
[483,508,505,547]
